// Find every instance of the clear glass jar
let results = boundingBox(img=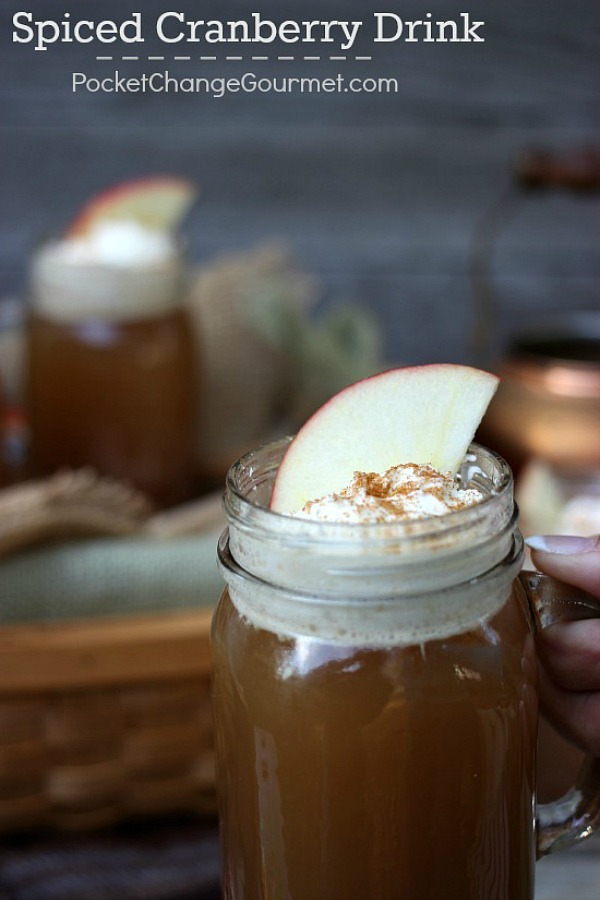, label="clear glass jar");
[25,239,198,507]
[213,438,600,900]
